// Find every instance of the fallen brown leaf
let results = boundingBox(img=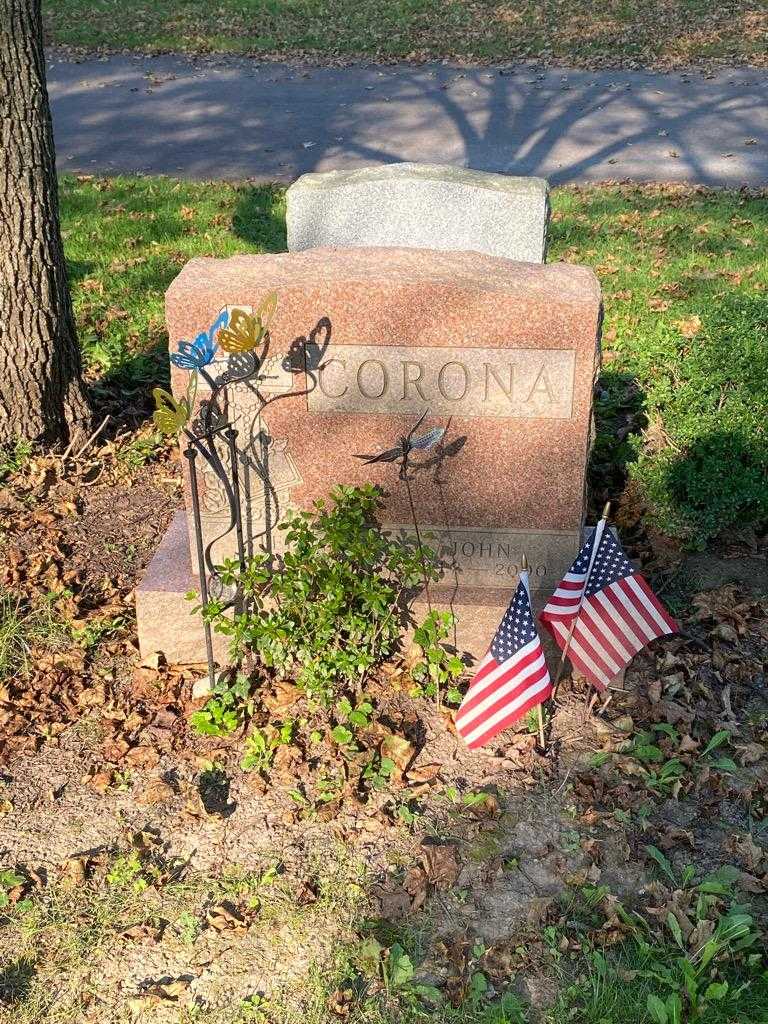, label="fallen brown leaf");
[421,841,460,890]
